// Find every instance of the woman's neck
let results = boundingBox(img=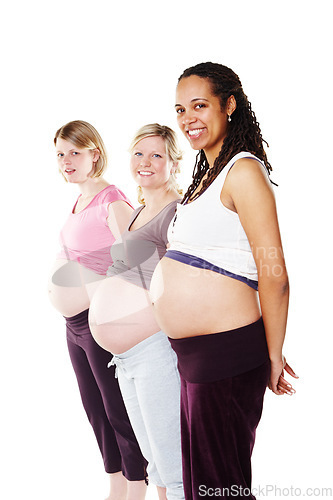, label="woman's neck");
[204,142,223,168]
[141,185,180,213]
[78,177,109,199]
